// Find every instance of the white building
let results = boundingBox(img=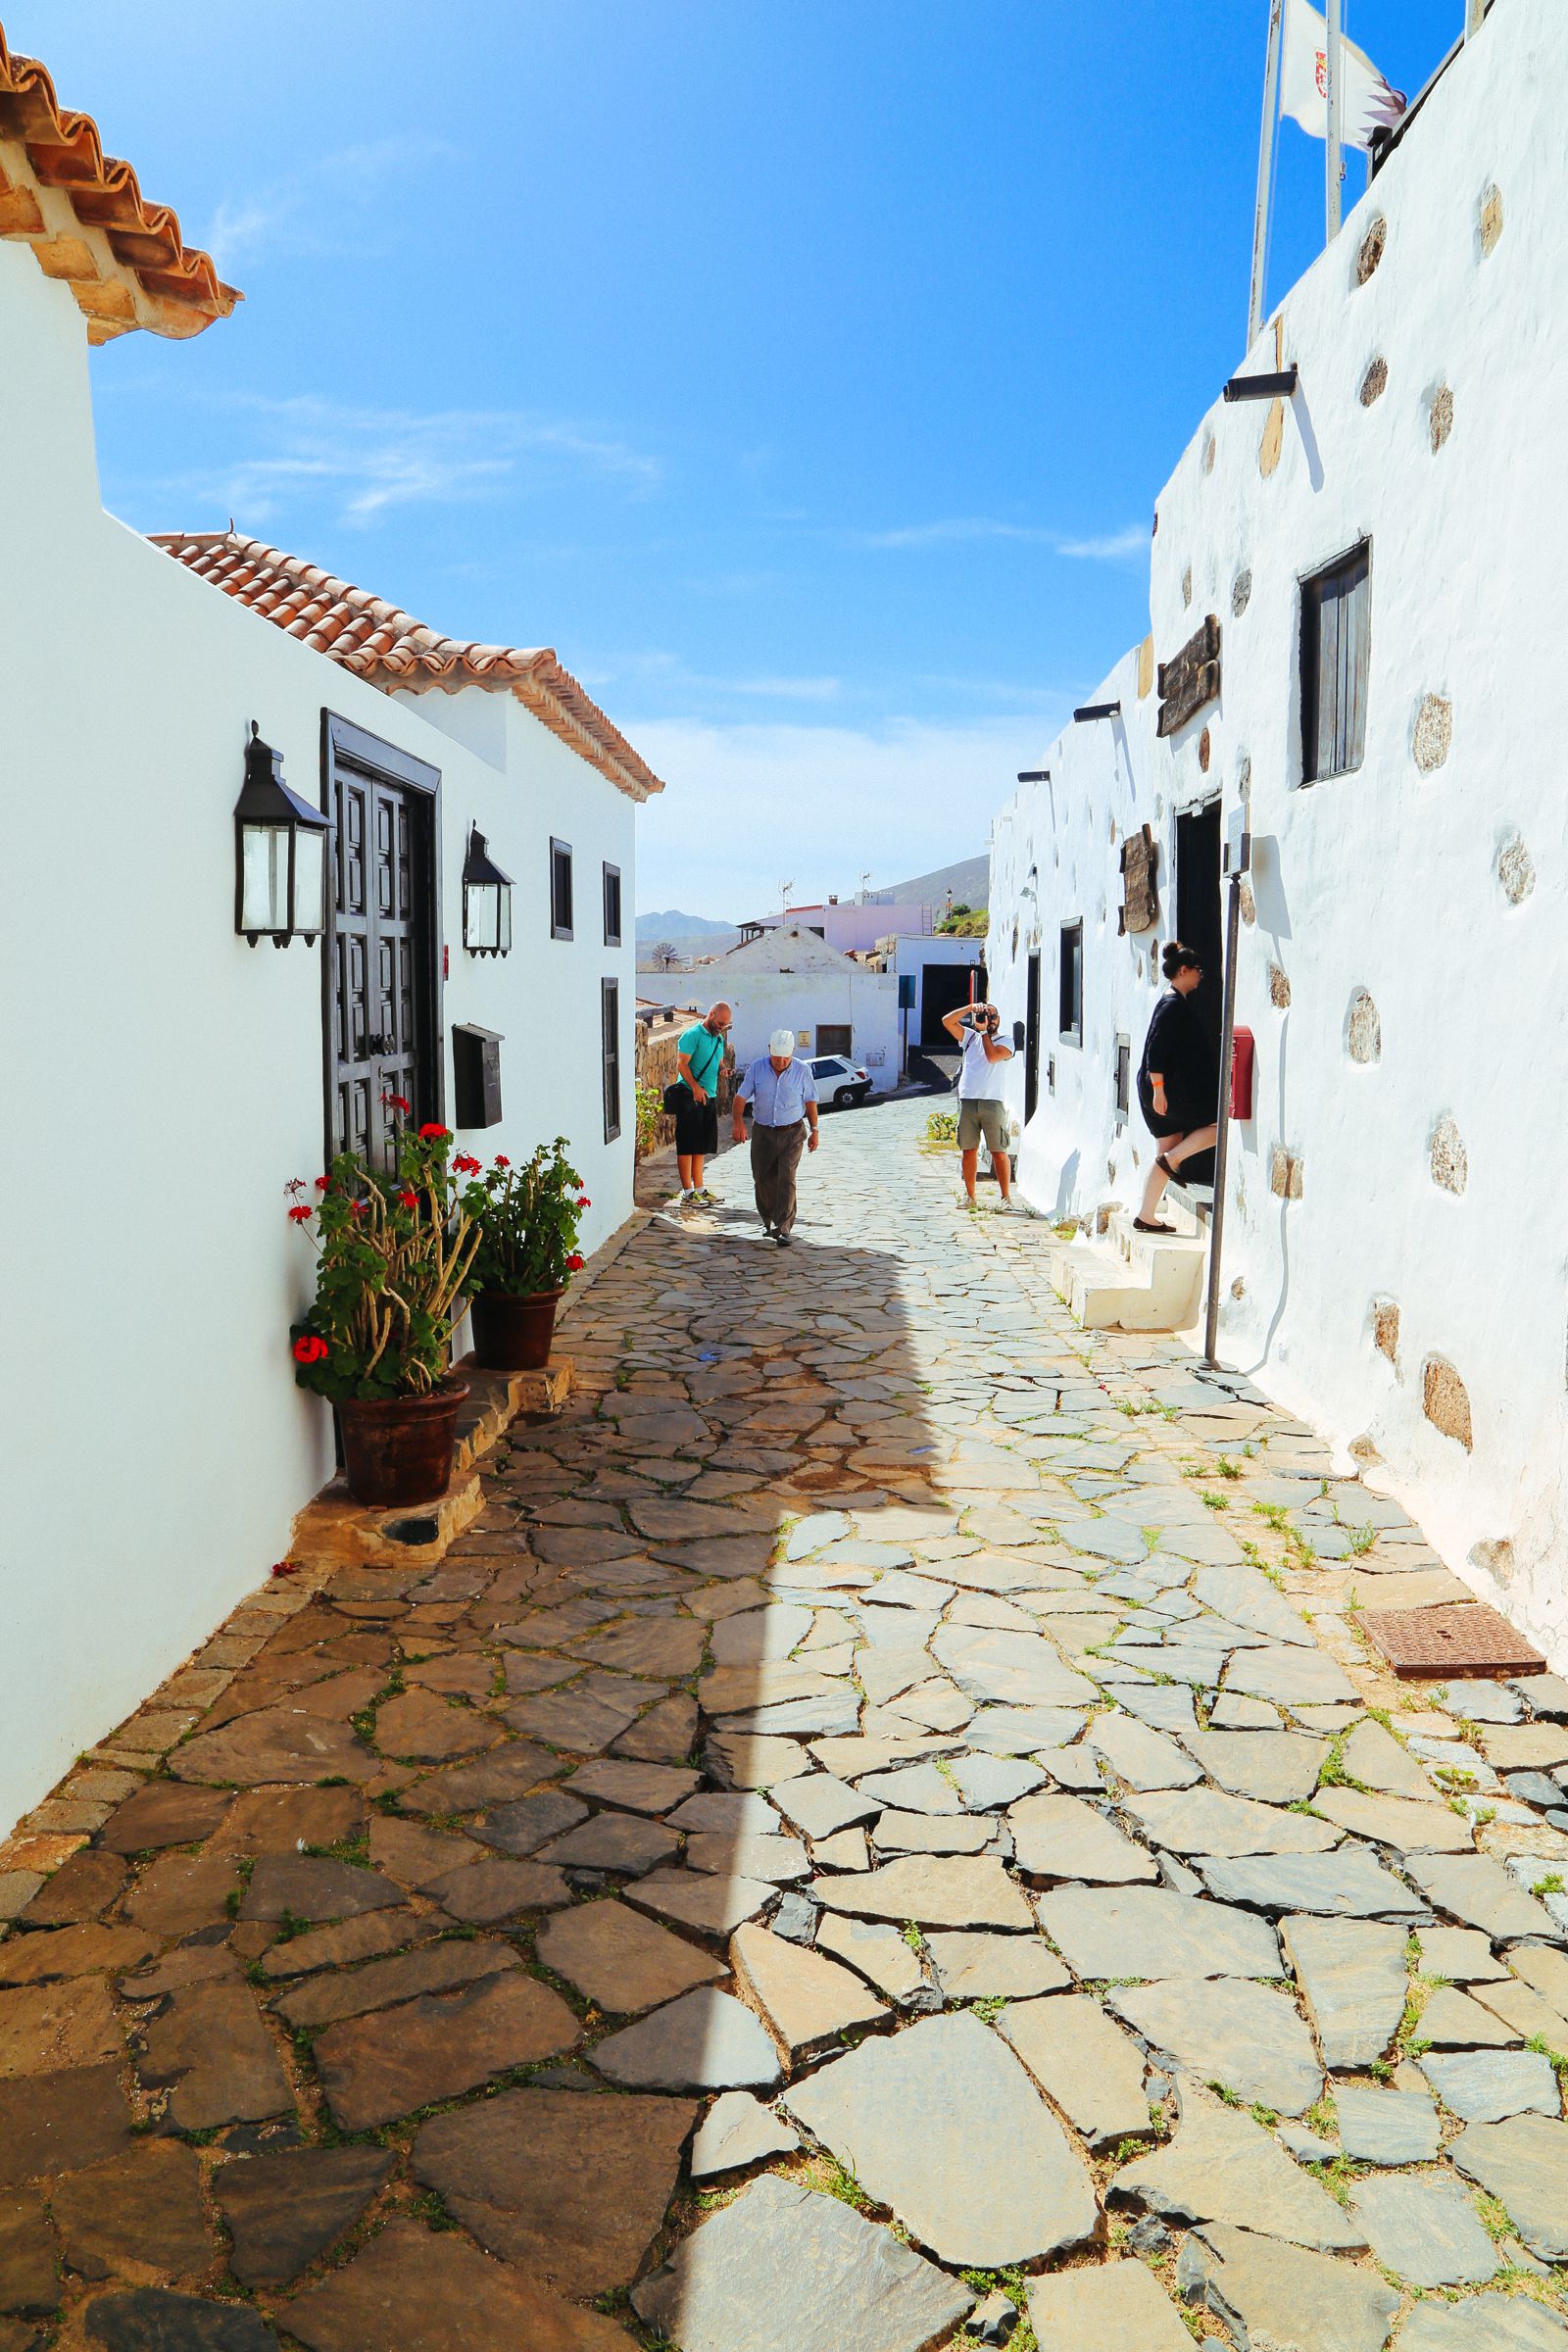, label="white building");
[986,2,1568,1657]
[739,899,934,954]
[870,935,990,1068]
[717,928,902,1091]
[0,36,662,1832]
